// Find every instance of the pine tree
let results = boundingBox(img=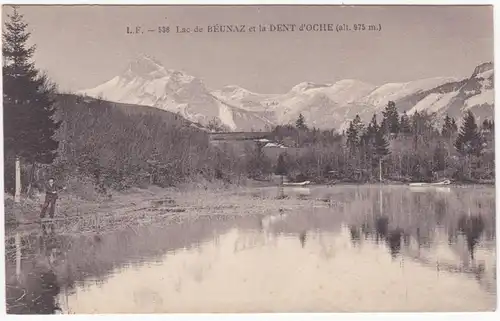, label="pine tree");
[373,127,390,181]
[367,114,379,135]
[441,114,458,138]
[360,115,378,149]
[295,113,308,130]
[482,119,494,133]
[374,128,390,159]
[454,111,484,157]
[441,115,452,137]
[353,114,365,134]
[399,111,411,134]
[357,114,379,179]
[381,101,400,135]
[3,7,60,186]
[345,114,364,153]
[482,119,489,131]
